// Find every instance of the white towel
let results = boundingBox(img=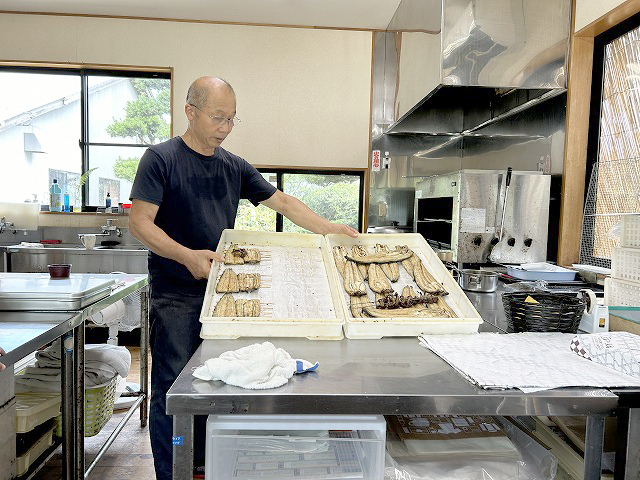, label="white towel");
[192,342,318,389]
[16,340,131,392]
